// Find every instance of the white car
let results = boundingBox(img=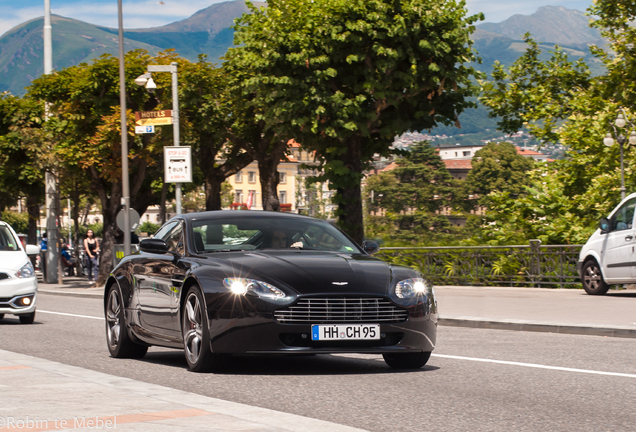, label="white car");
[0,221,39,323]
[578,192,636,295]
